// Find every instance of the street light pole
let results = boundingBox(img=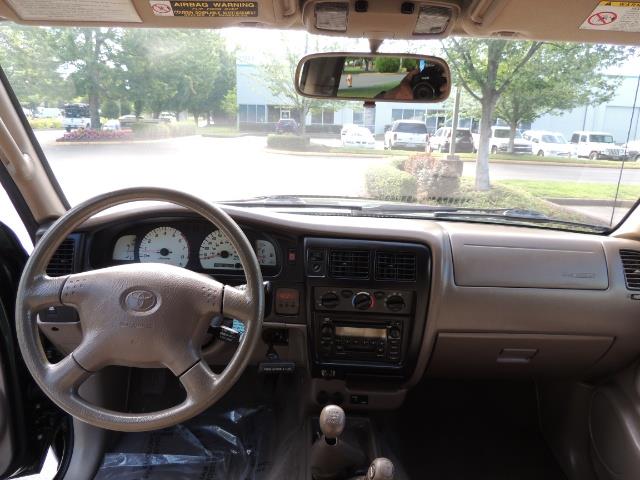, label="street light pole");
[449,86,461,158]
